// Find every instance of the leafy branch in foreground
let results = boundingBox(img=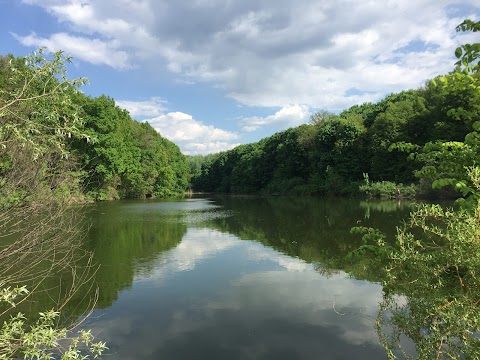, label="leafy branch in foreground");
[349,19,480,359]
[352,172,480,359]
[0,48,89,160]
[0,287,107,359]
